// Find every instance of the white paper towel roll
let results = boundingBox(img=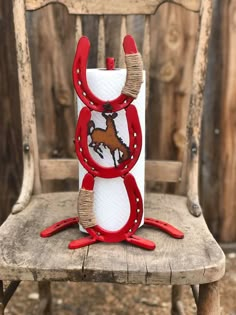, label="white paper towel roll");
[78,68,145,231]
